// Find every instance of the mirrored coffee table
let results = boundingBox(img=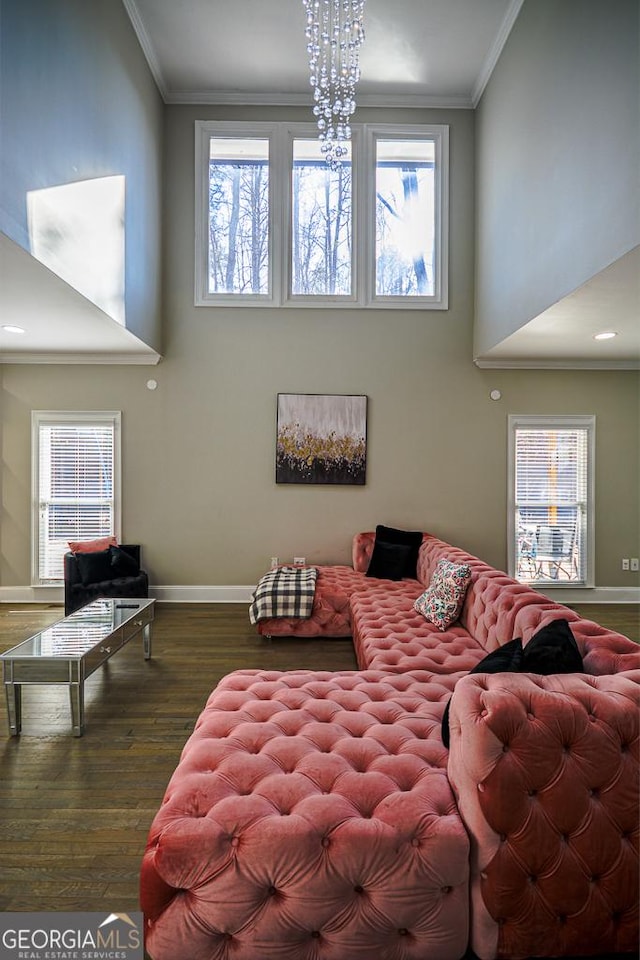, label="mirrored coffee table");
[1,597,155,737]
